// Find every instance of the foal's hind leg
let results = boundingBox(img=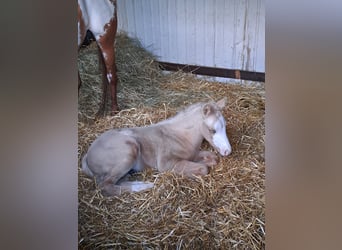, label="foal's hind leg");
[96,138,140,196]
